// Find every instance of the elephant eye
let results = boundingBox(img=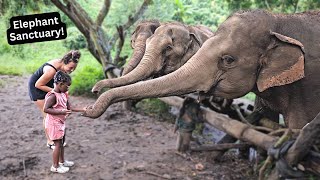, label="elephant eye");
[166,45,172,51]
[219,55,237,69]
[221,55,235,64]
